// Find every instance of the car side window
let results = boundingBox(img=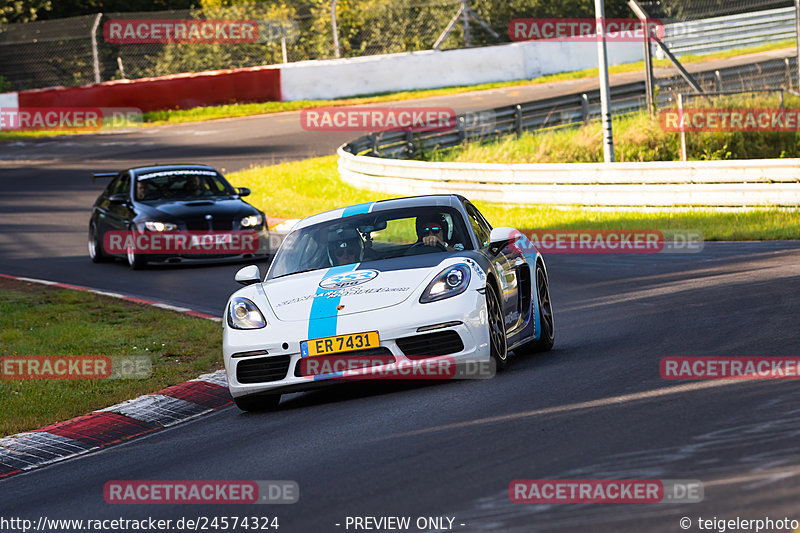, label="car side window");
[465,203,490,248]
[105,176,120,197]
[108,173,130,197]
